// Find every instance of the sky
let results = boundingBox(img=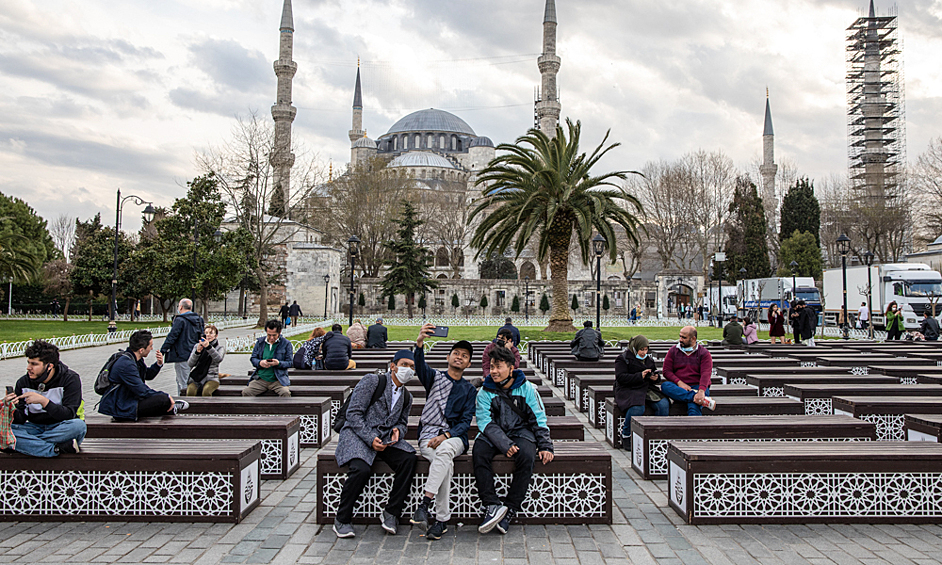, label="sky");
[1,0,941,234]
